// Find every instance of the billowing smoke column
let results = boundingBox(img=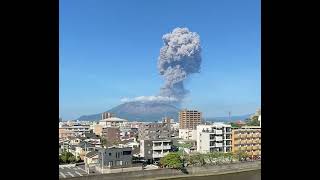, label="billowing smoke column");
[120,27,201,105]
[158,27,202,102]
